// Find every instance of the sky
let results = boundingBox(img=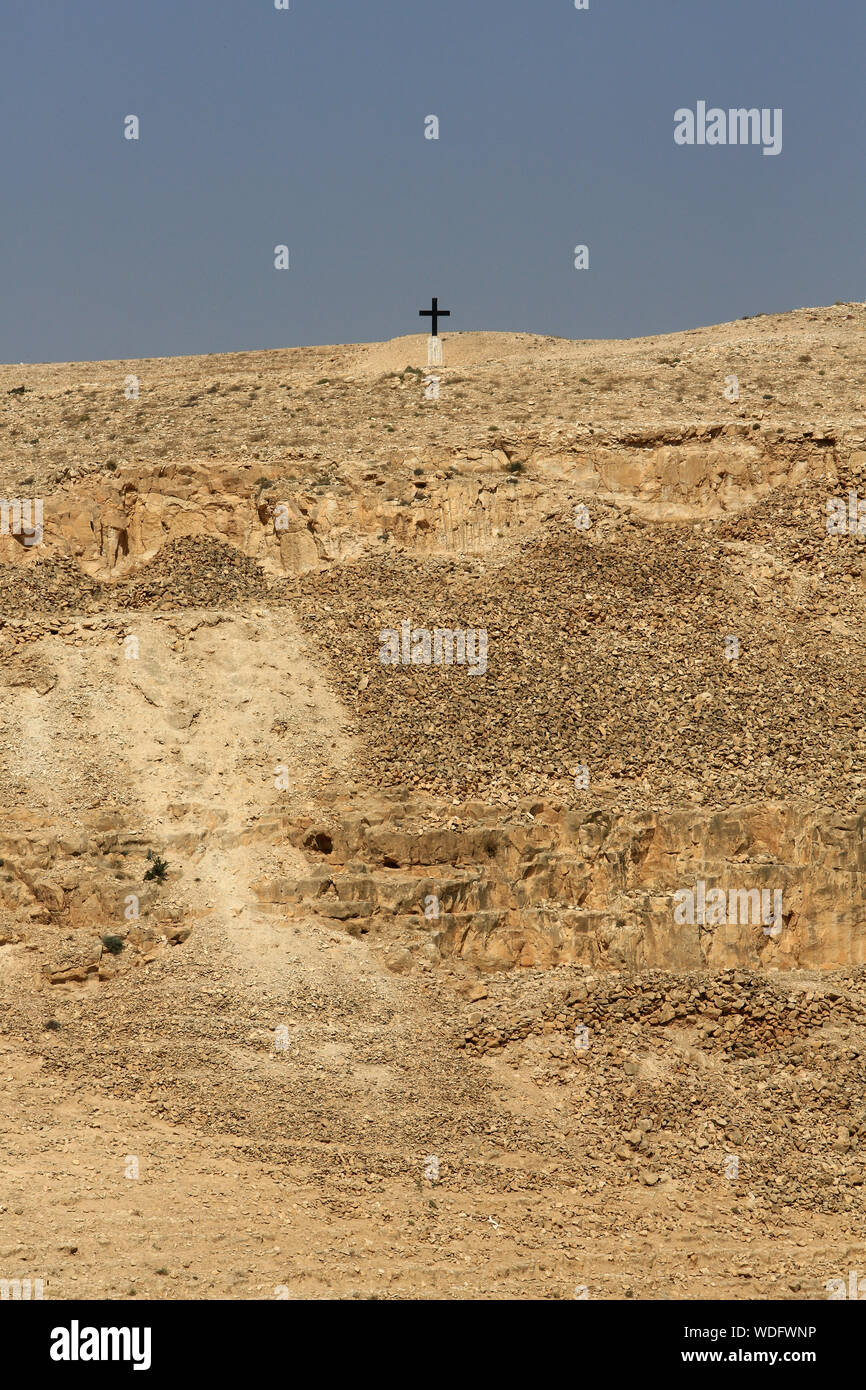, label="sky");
[2,0,863,363]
